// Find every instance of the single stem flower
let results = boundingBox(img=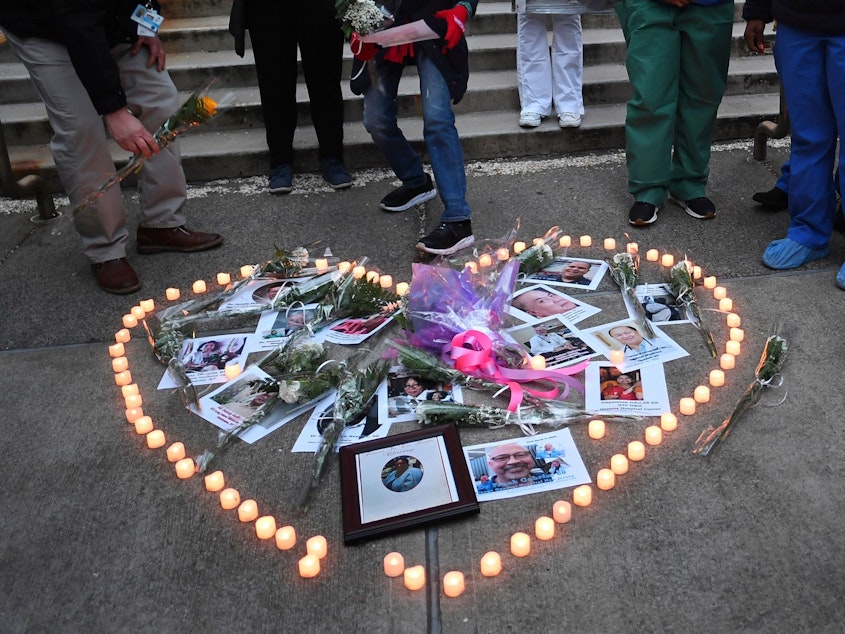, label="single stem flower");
[607,252,657,339]
[667,260,717,357]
